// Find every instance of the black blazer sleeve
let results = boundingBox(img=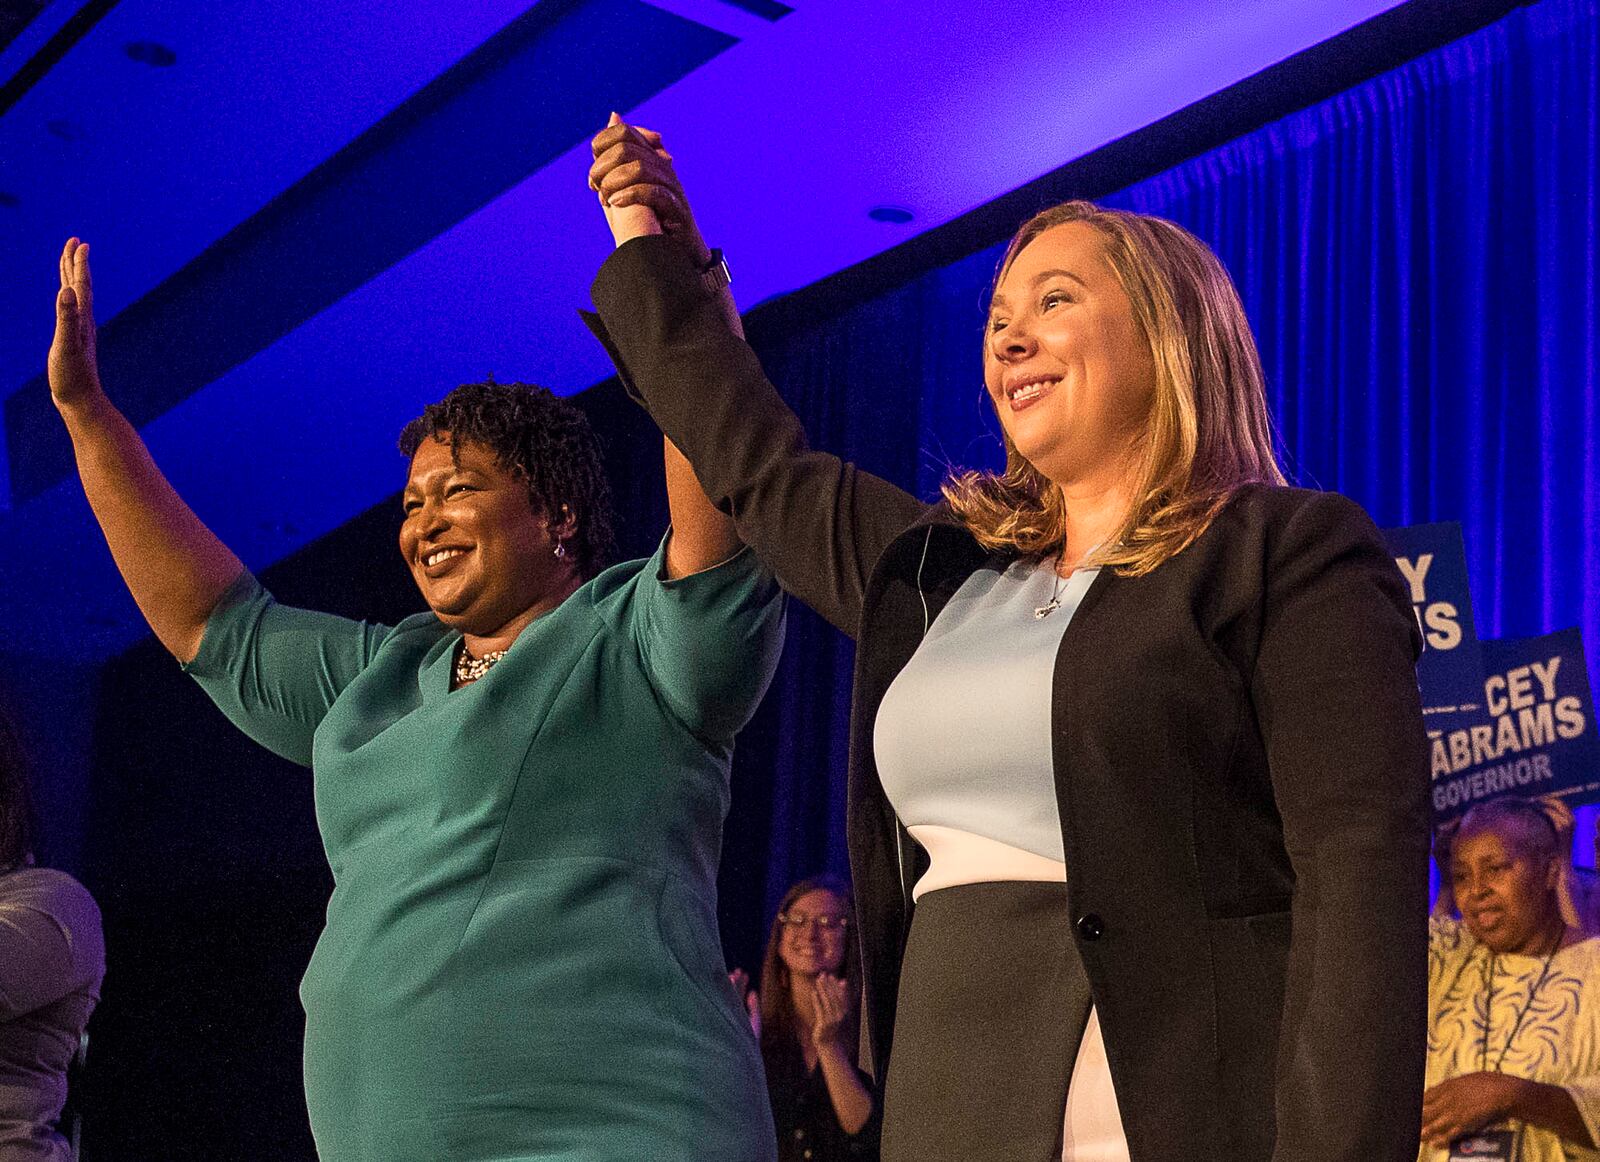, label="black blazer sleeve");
[1250,491,1430,1160]
[586,235,927,638]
